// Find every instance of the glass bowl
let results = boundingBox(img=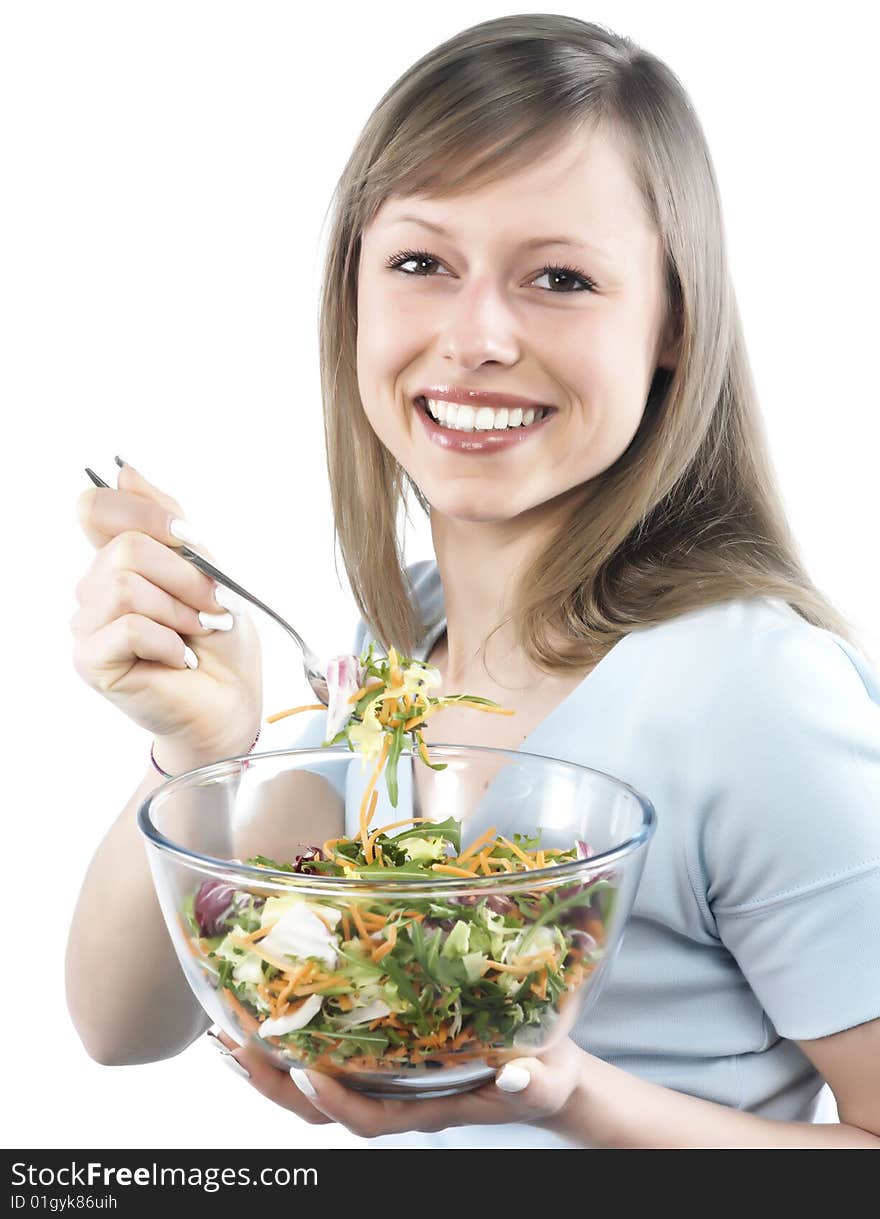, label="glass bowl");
[138,743,655,1099]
